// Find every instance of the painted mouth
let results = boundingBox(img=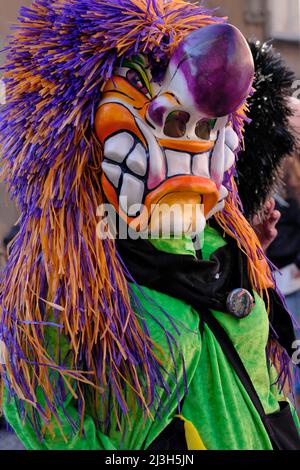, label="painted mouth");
[101,131,221,228]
